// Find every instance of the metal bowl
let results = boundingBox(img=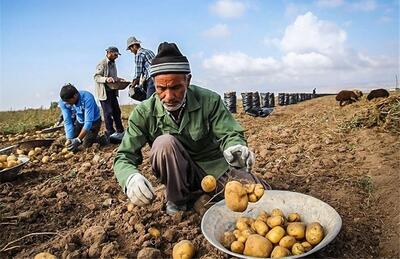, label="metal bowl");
[0,146,30,182]
[201,190,342,258]
[107,81,130,90]
[17,138,55,150]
